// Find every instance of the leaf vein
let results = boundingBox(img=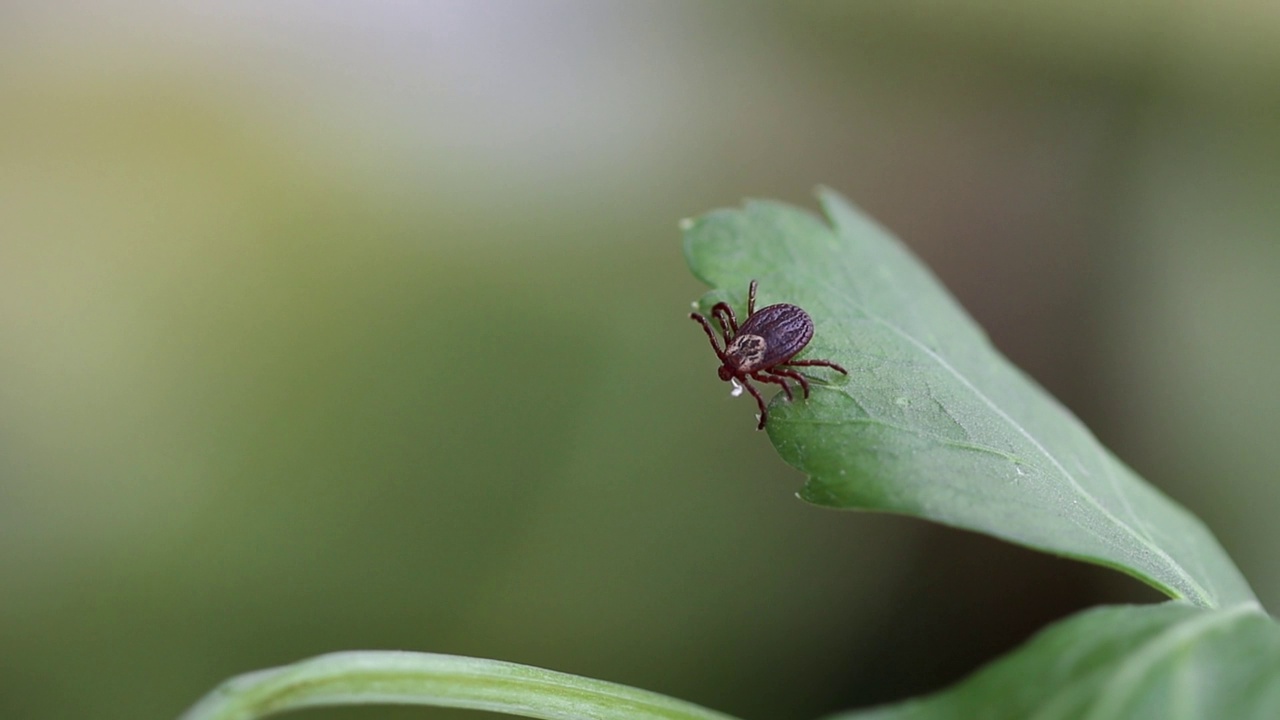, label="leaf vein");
[864,313,1214,607]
